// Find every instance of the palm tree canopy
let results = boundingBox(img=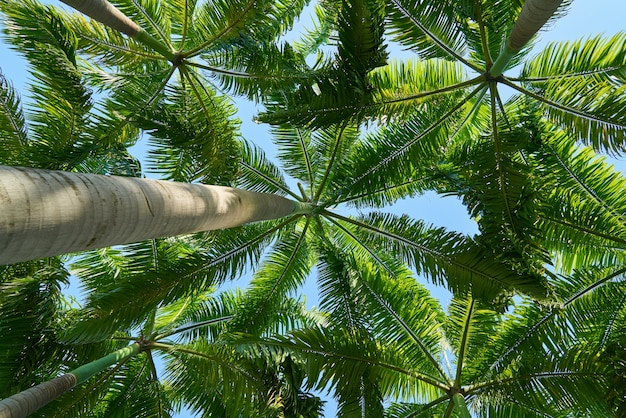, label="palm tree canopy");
[0,0,625,416]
